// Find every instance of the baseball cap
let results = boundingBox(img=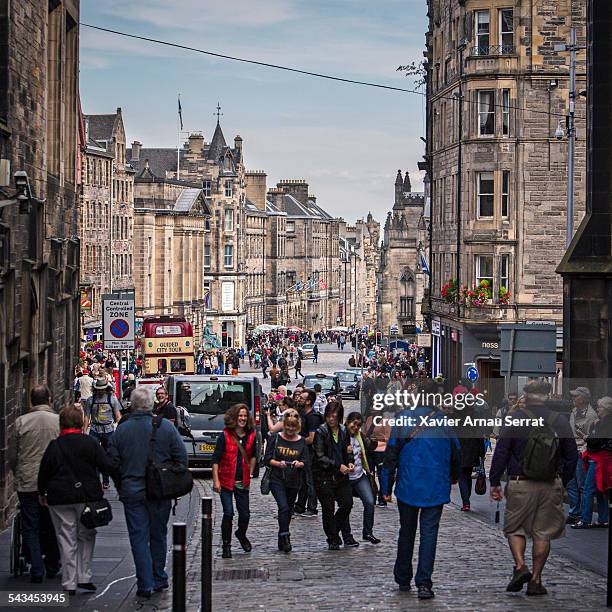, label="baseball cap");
[570,386,591,399]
